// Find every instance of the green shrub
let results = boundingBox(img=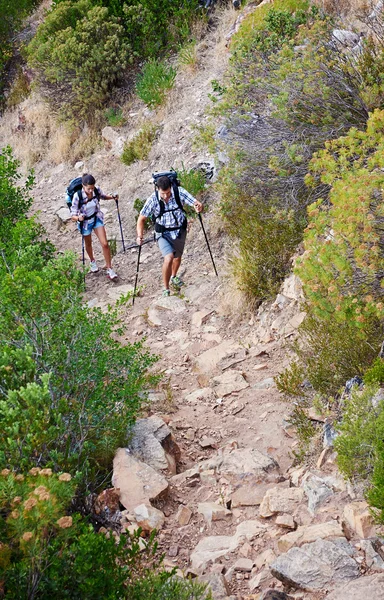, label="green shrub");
[335,386,384,523]
[178,164,206,198]
[27,1,131,121]
[0,469,212,599]
[178,40,198,69]
[0,148,157,489]
[121,124,158,165]
[136,59,177,108]
[364,358,384,386]
[104,106,126,127]
[214,0,381,299]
